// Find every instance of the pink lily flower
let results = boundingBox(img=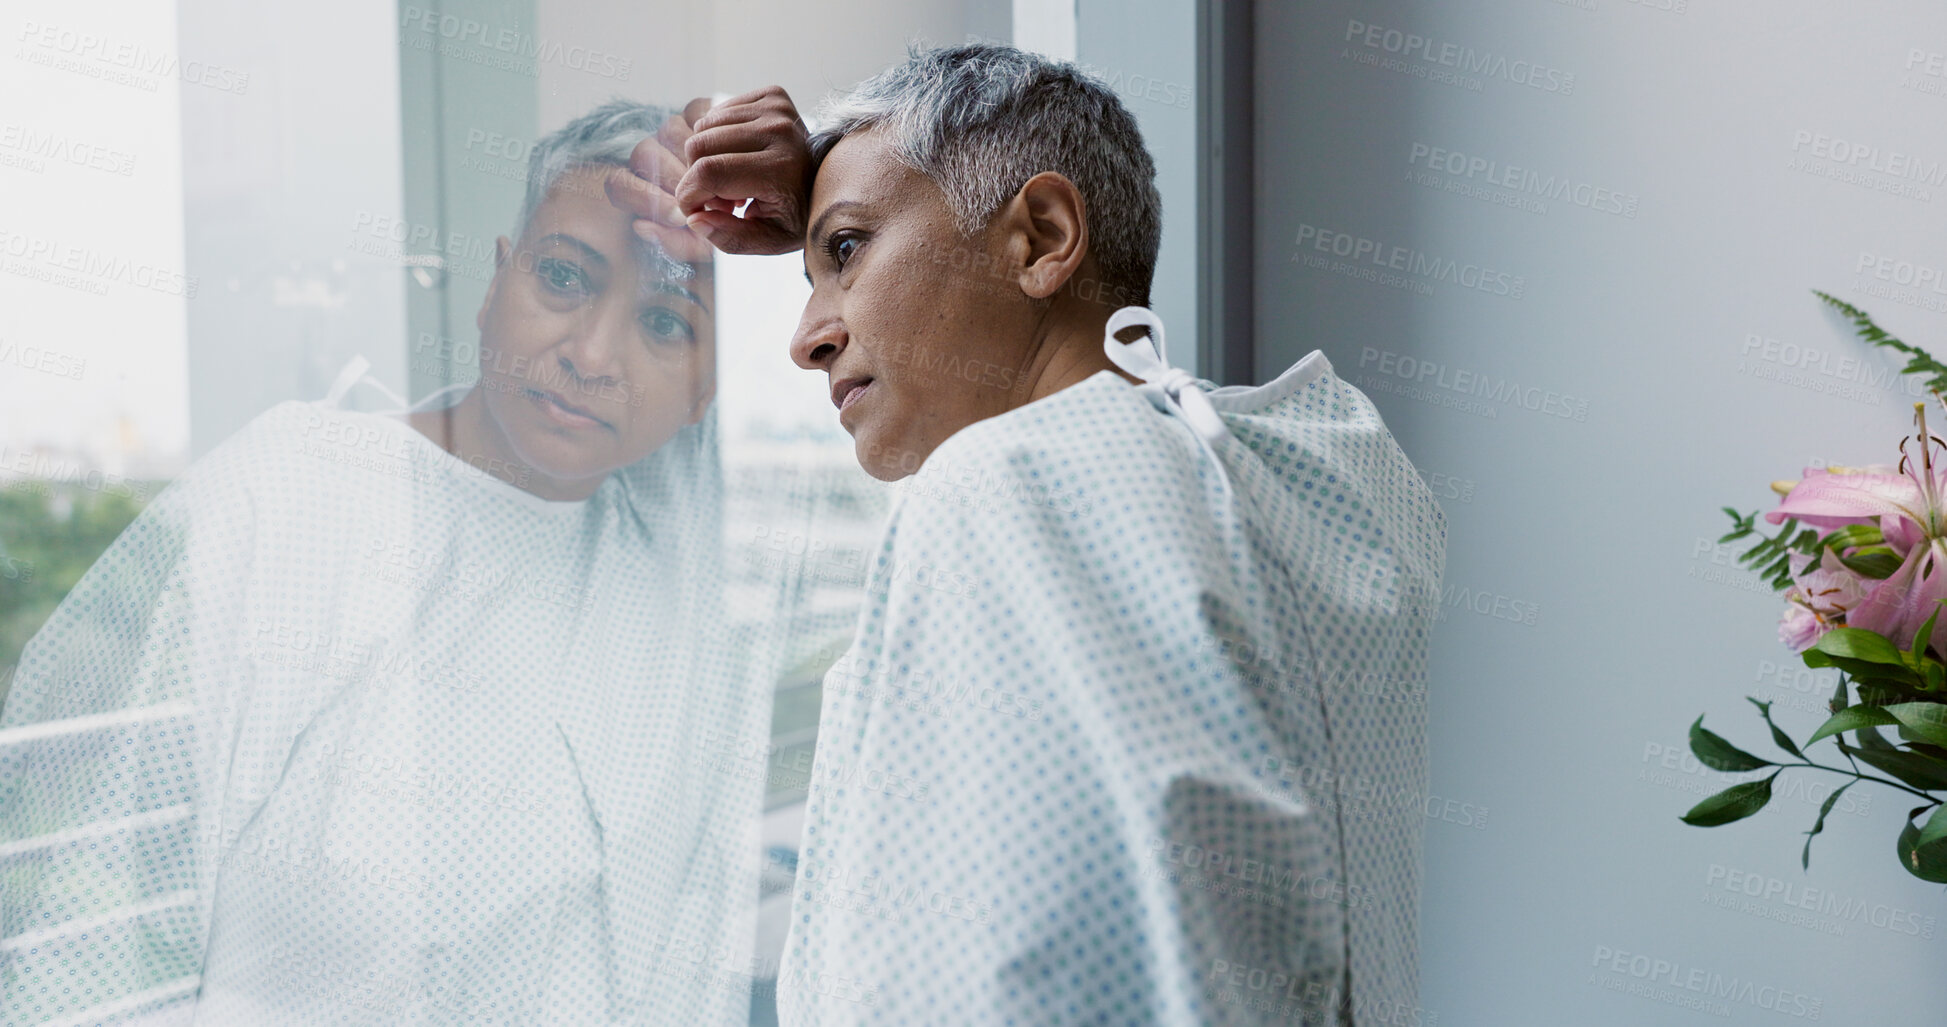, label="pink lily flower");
[1767,404,1947,658]
[1777,549,1869,651]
